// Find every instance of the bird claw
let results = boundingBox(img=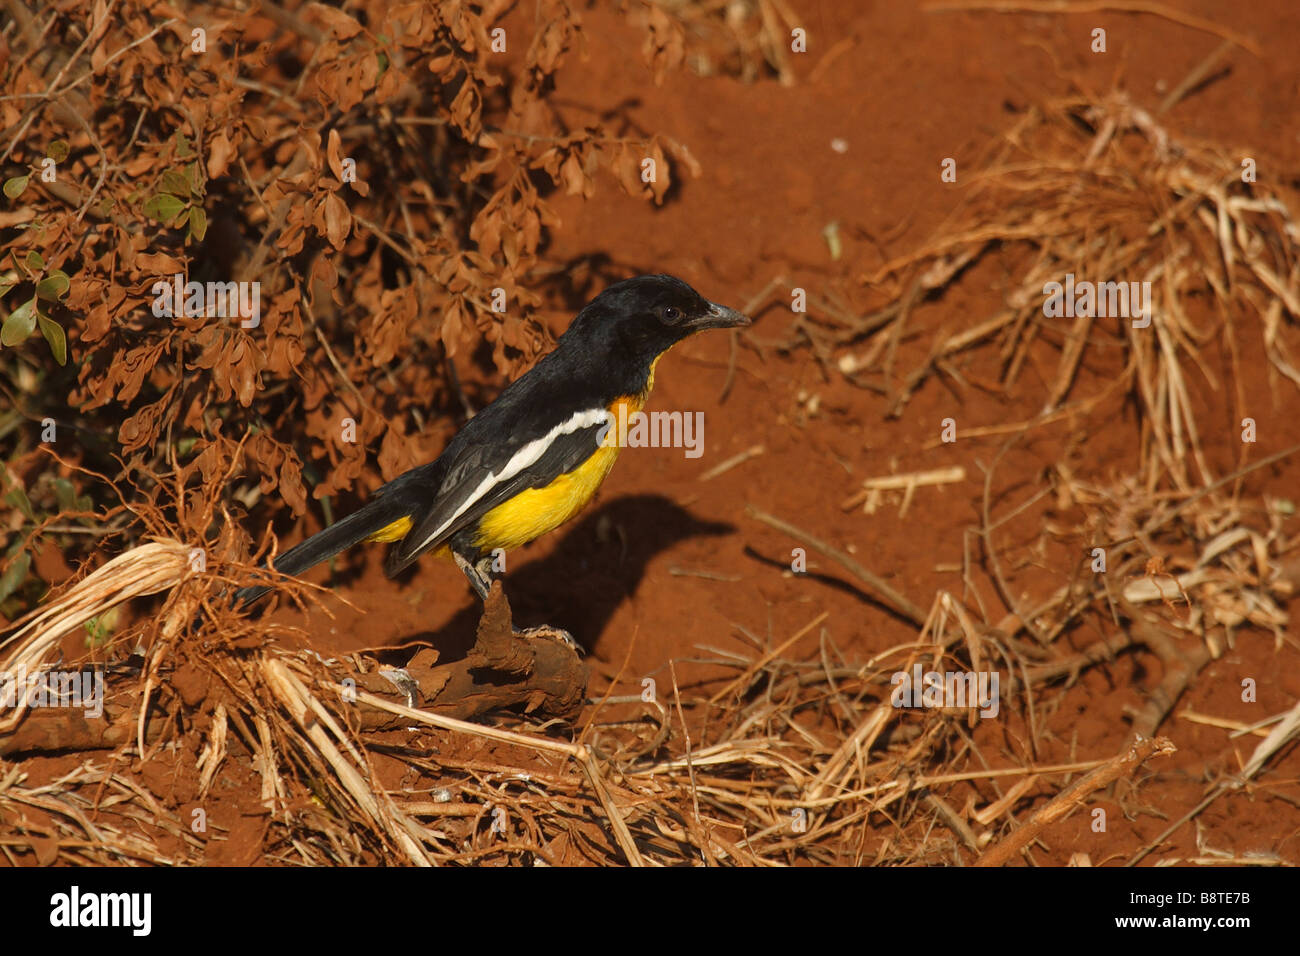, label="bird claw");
[514,624,583,654]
